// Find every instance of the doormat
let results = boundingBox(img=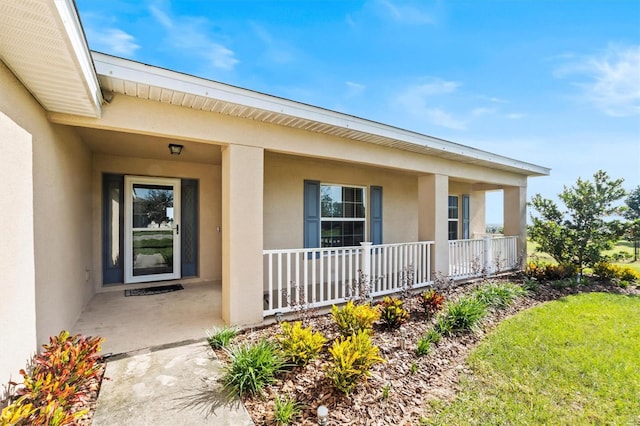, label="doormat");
[124,284,184,297]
